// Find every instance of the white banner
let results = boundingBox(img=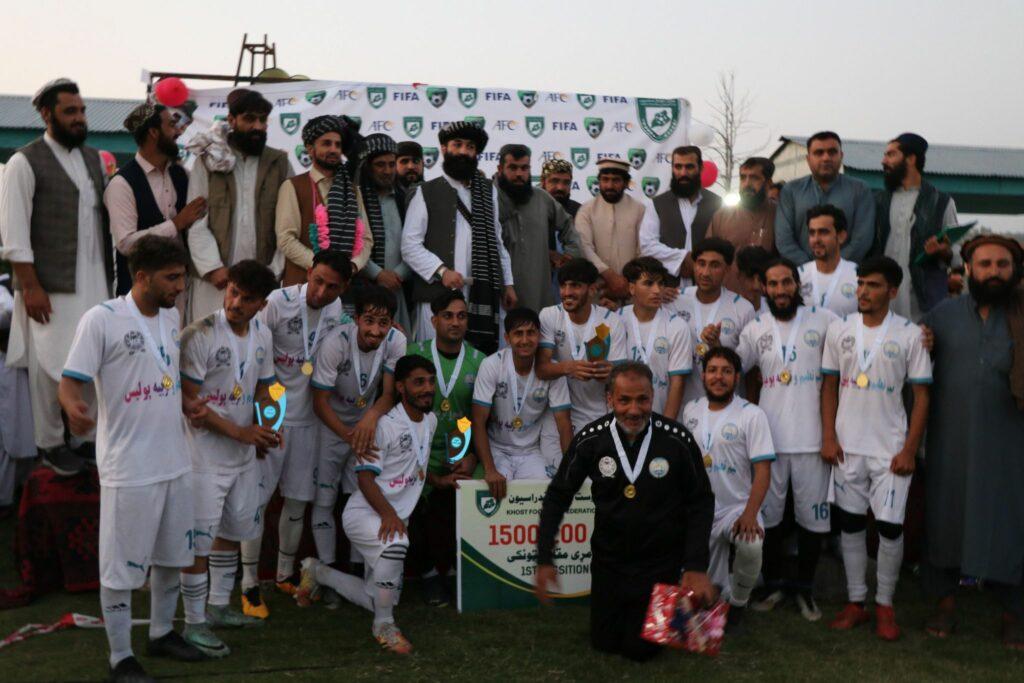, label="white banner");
[180,80,691,203]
